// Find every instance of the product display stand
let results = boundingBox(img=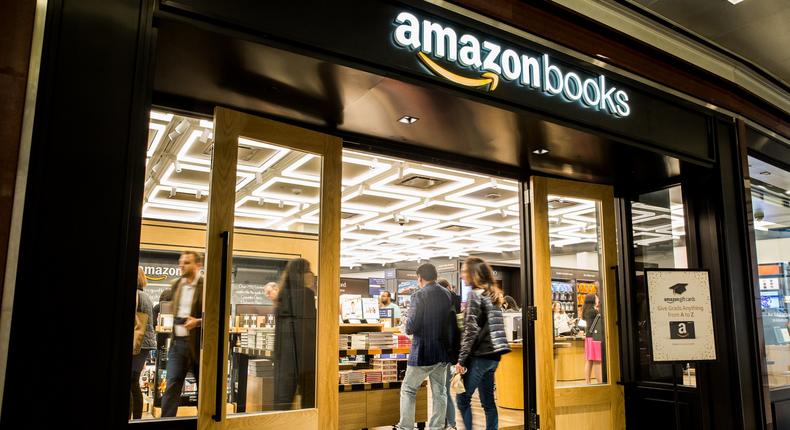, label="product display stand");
[338,324,427,430]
